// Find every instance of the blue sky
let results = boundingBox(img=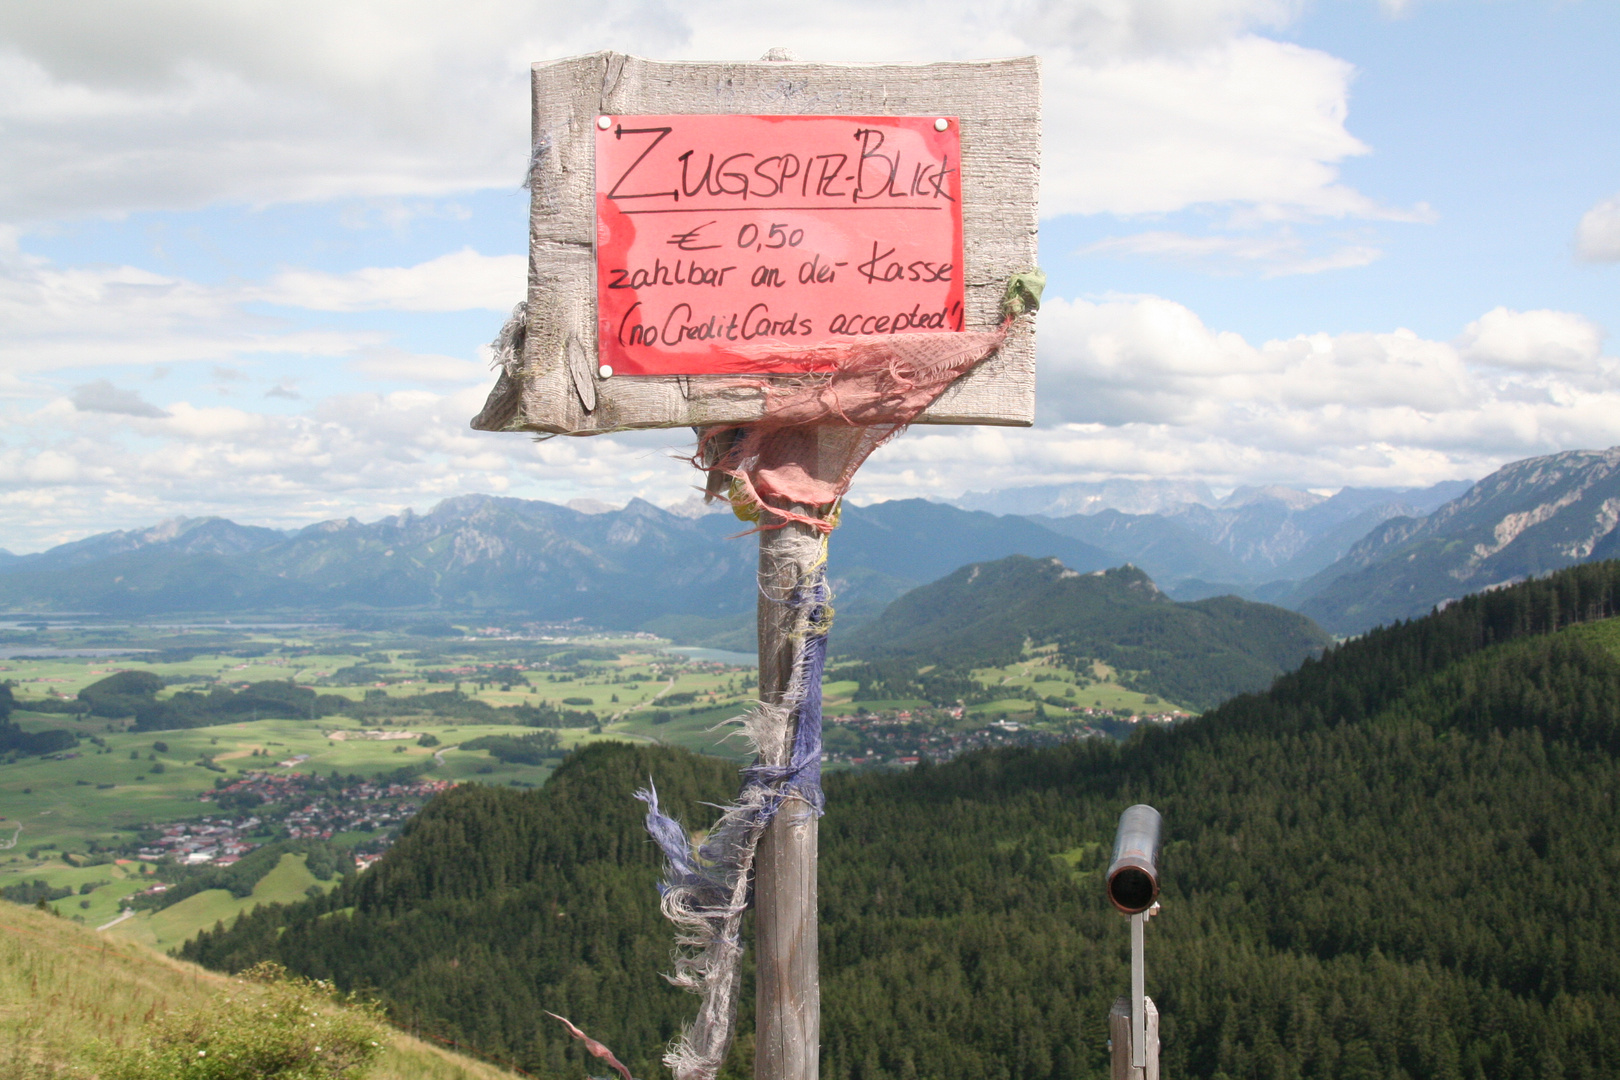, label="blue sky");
[2,0,1617,551]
